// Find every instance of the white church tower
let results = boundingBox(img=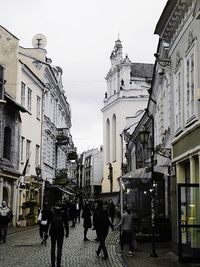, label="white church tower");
[101,39,153,199]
